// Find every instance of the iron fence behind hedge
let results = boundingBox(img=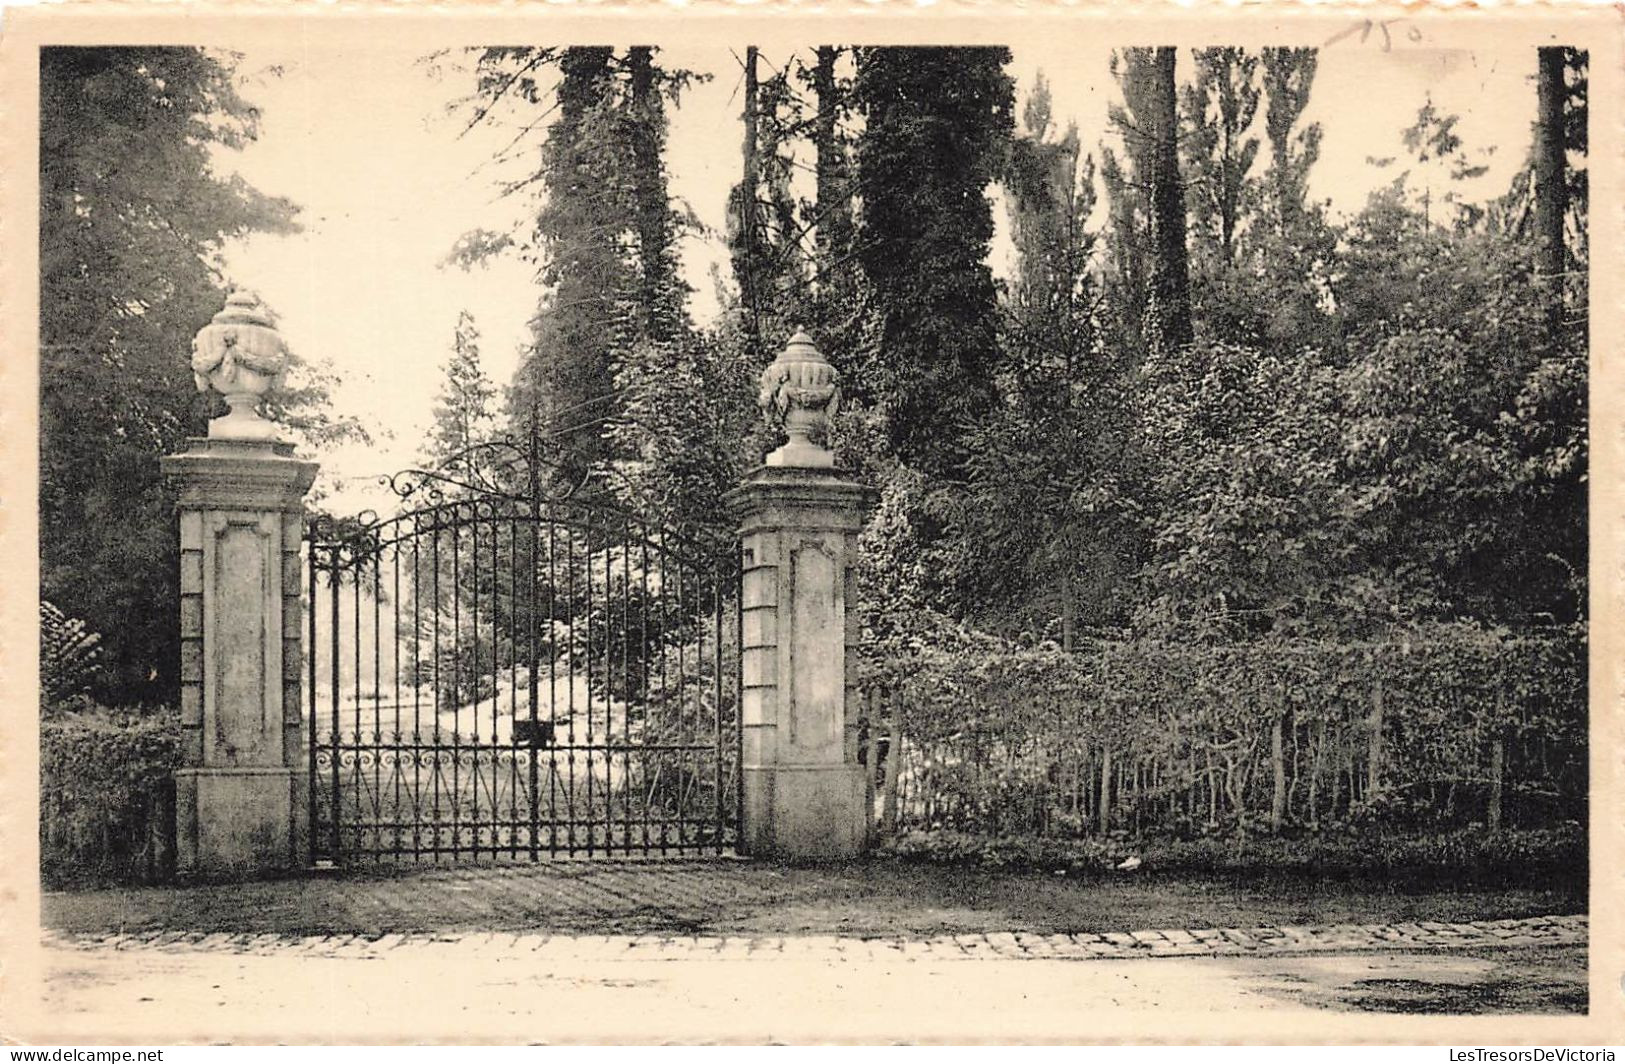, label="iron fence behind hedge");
[856,629,1586,842]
